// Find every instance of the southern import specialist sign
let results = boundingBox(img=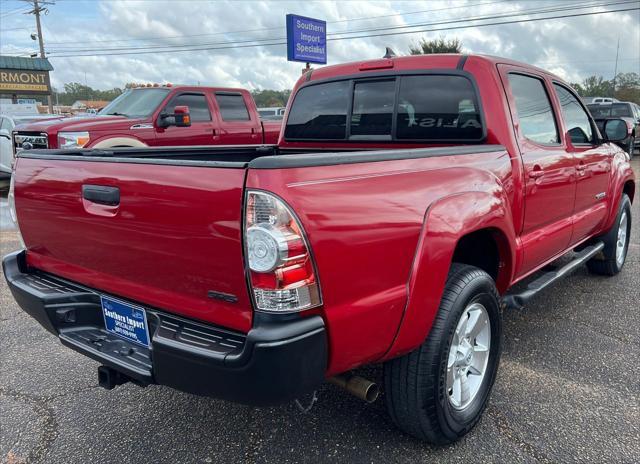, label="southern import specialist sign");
[286,14,327,64]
